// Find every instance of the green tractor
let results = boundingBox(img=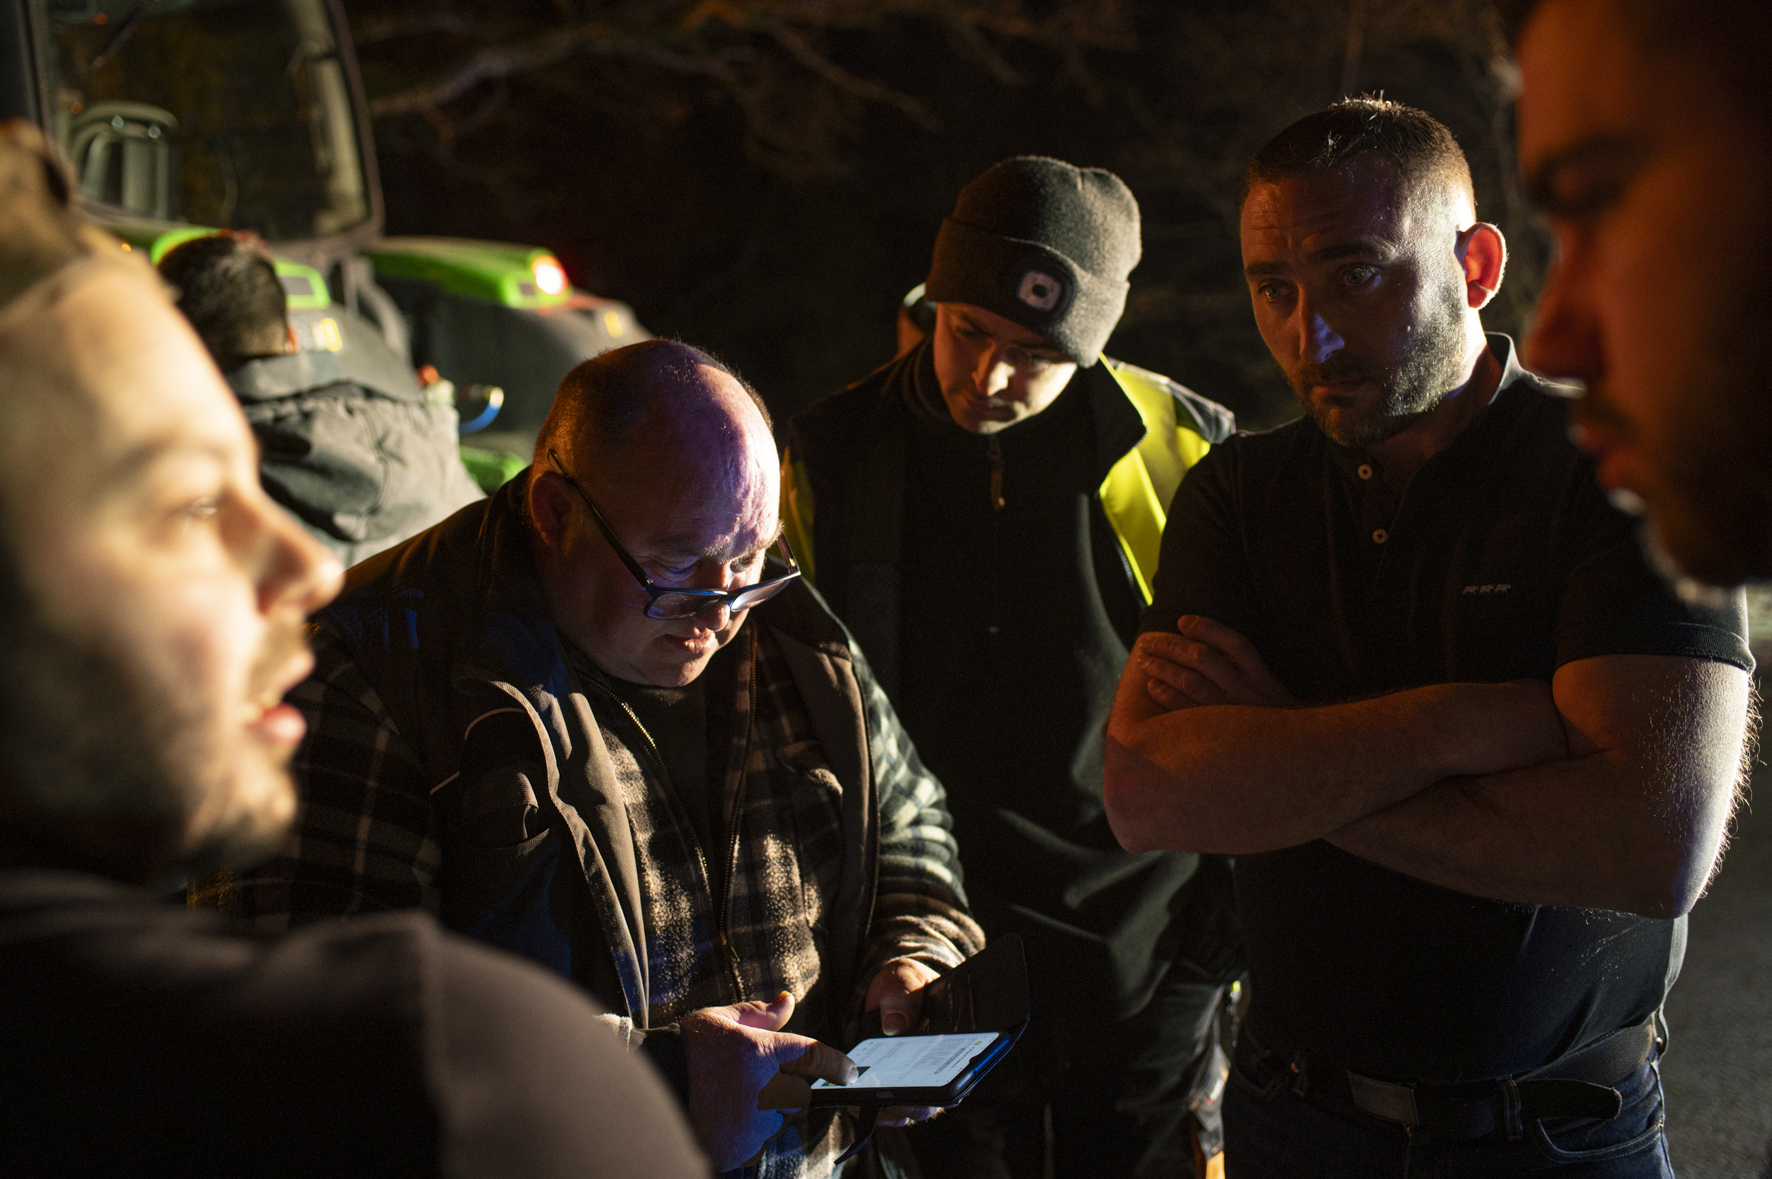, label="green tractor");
[1,0,646,487]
